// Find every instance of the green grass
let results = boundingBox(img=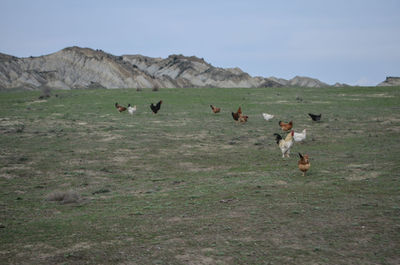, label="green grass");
[1,86,400,264]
